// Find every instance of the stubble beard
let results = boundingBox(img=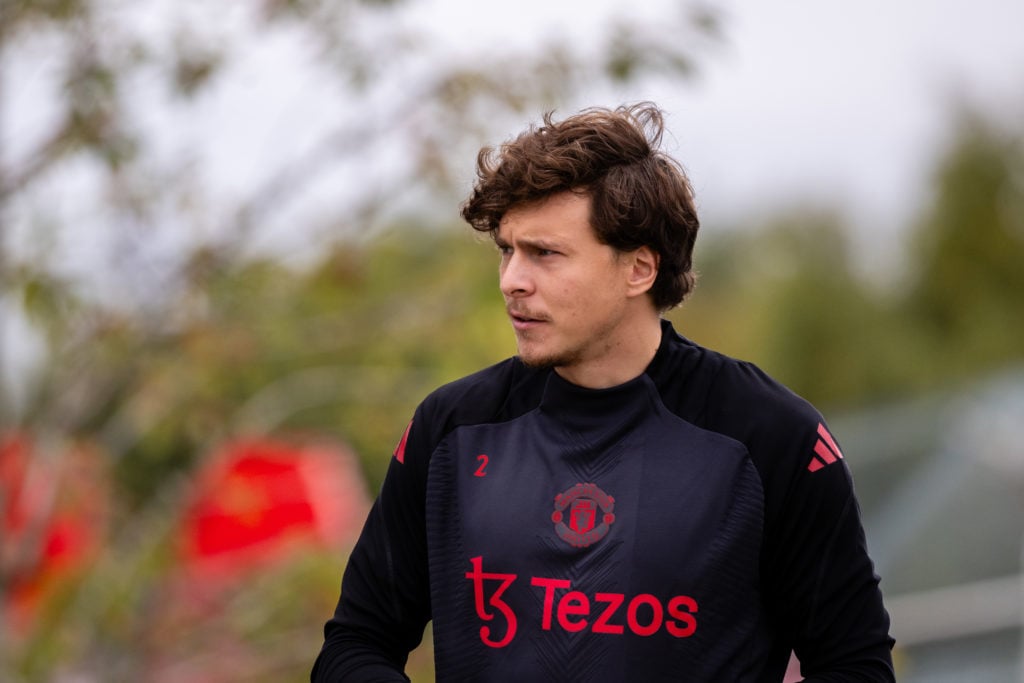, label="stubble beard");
[515,332,583,371]
[519,349,581,370]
